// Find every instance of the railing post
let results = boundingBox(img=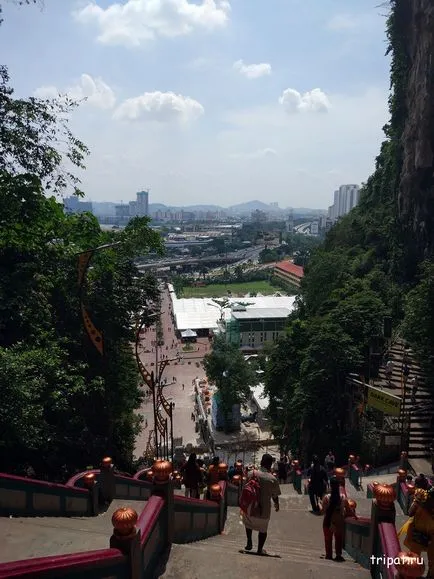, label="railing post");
[209,484,225,532]
[232,474,241,505]
[151,460,174,545]
[334,467,346,490]
[395,551,425,578]
[399,451,408,471]
[110,507,141,579]
[218,463,228,480]
[369,483,396,574]
[83,473,99,515]
[100,456,116,504]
